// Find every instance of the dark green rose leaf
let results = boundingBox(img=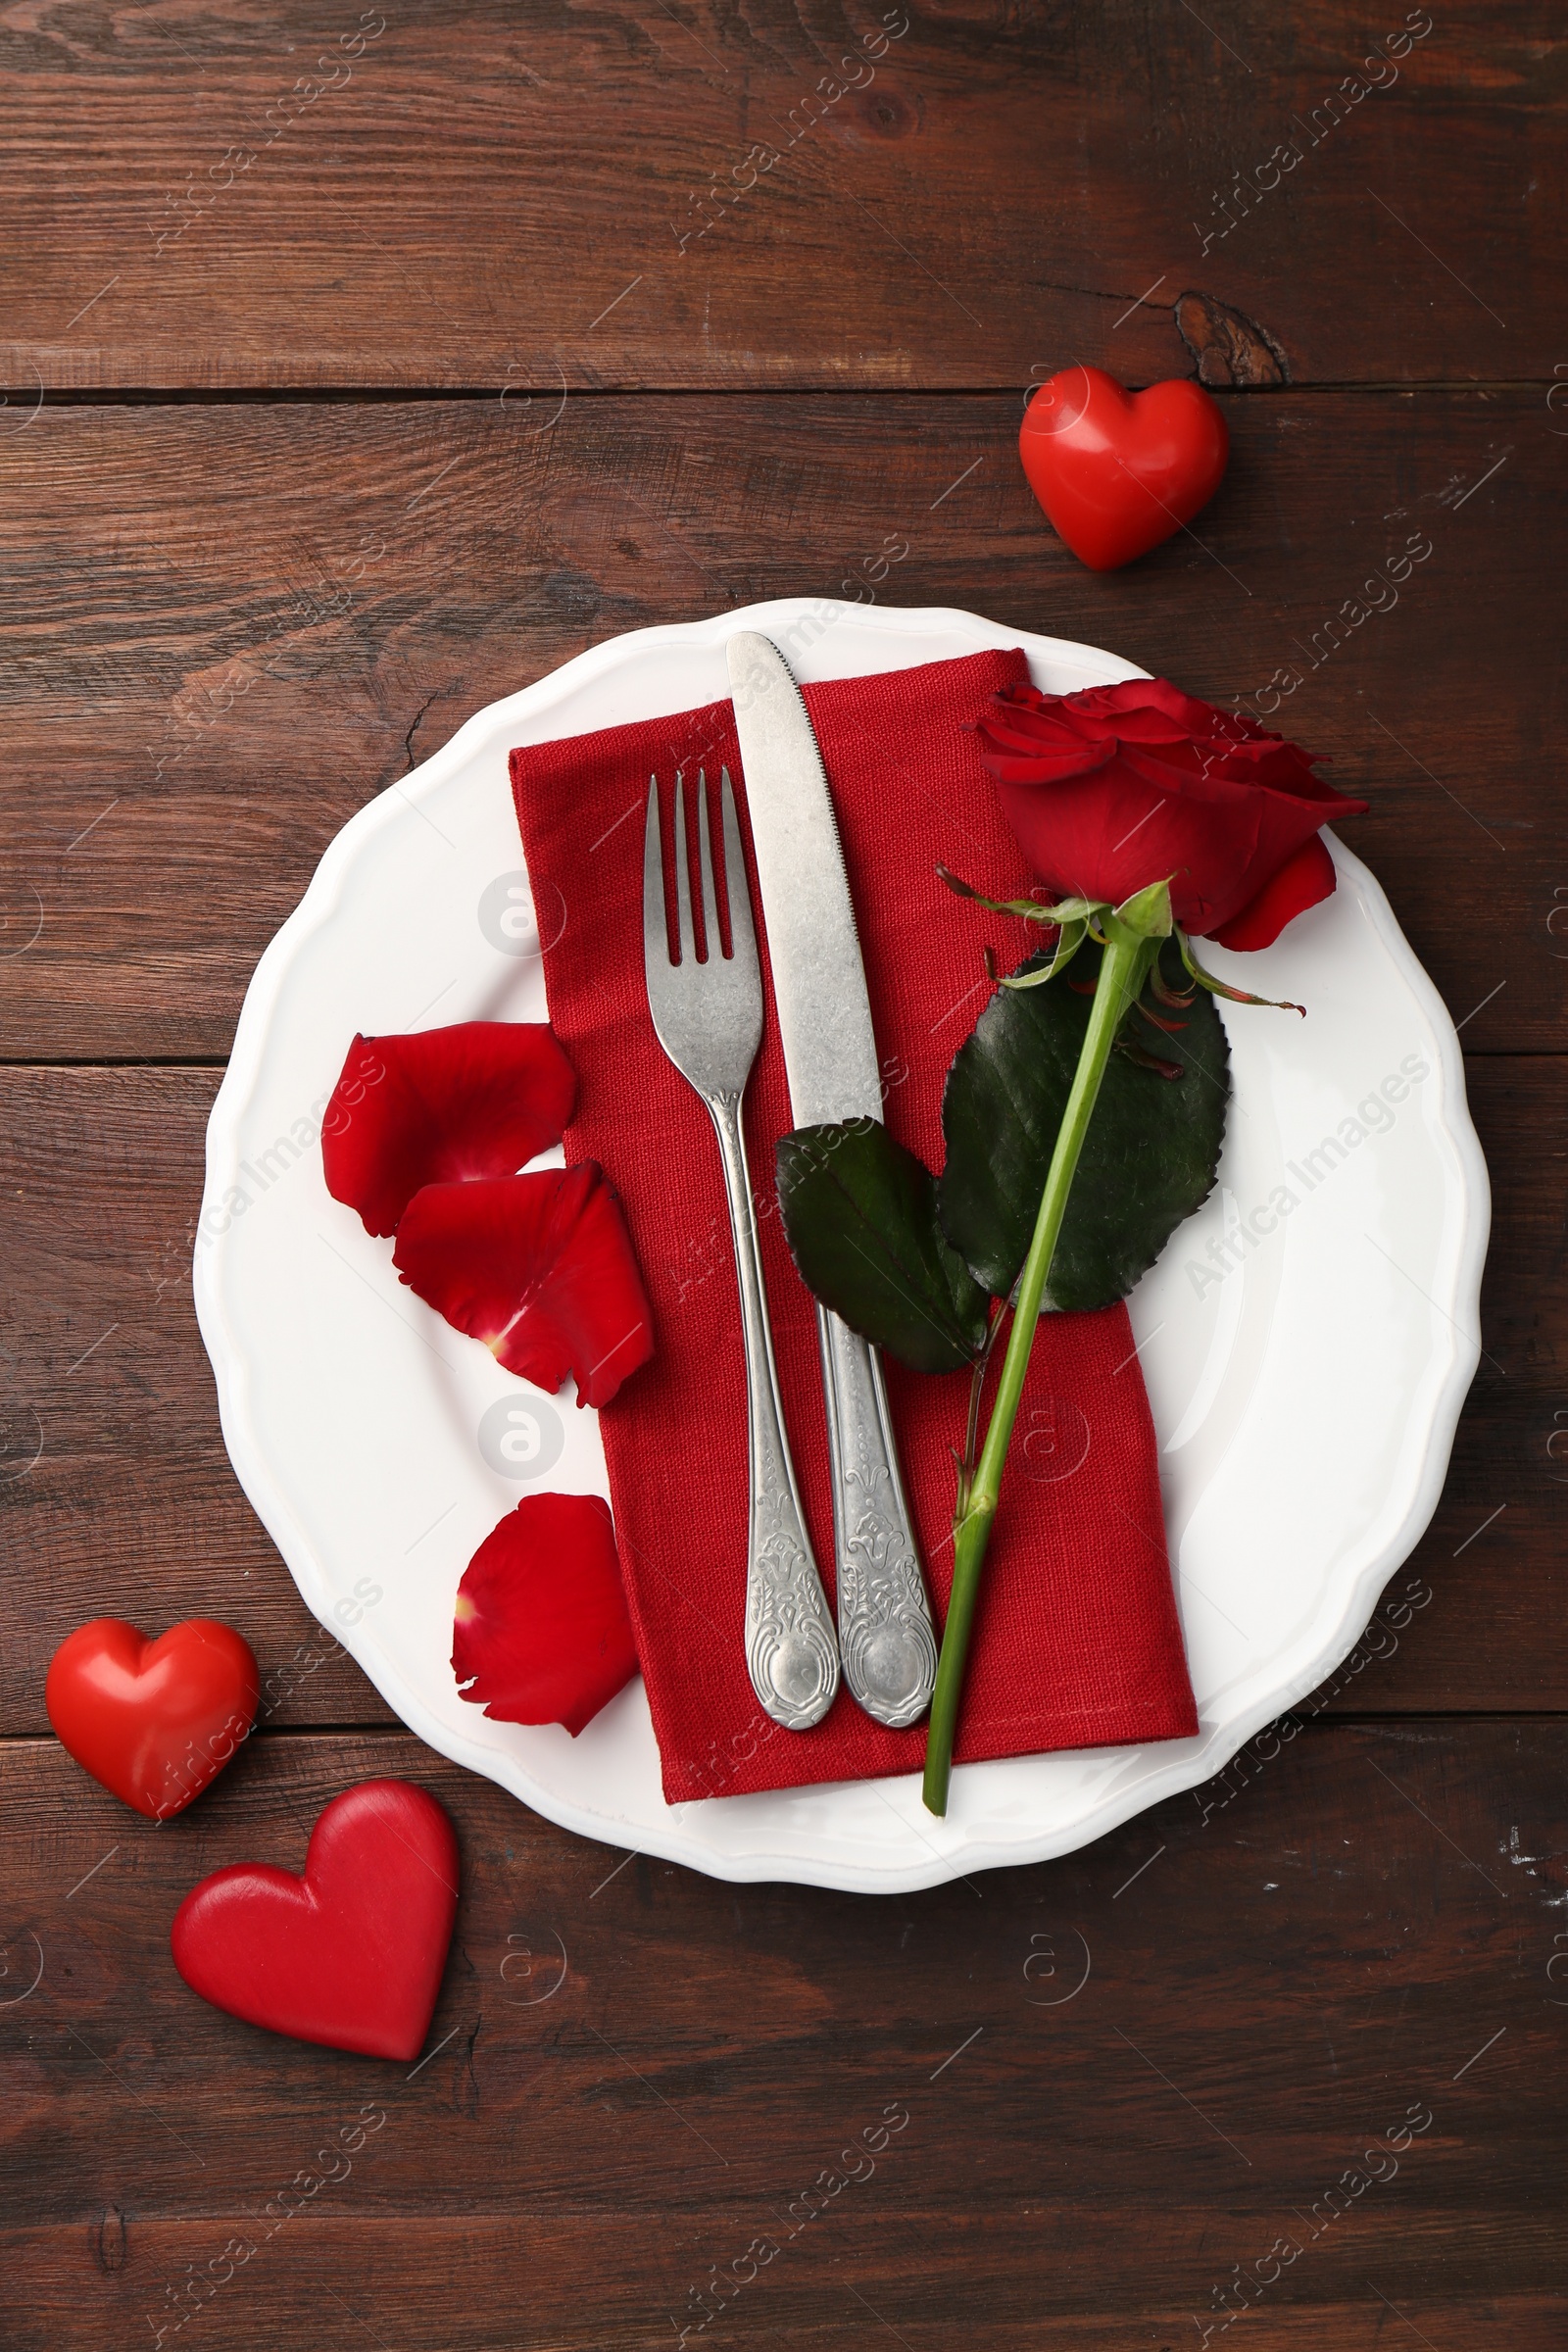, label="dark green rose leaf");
[777,1120,991,1375]
[939,941,1230,1311]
